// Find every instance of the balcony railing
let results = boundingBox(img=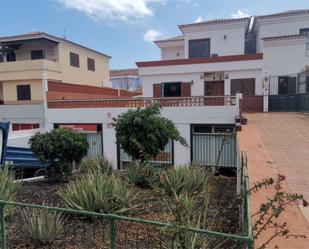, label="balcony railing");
[0,59,61,73]
[47,96,236,109]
